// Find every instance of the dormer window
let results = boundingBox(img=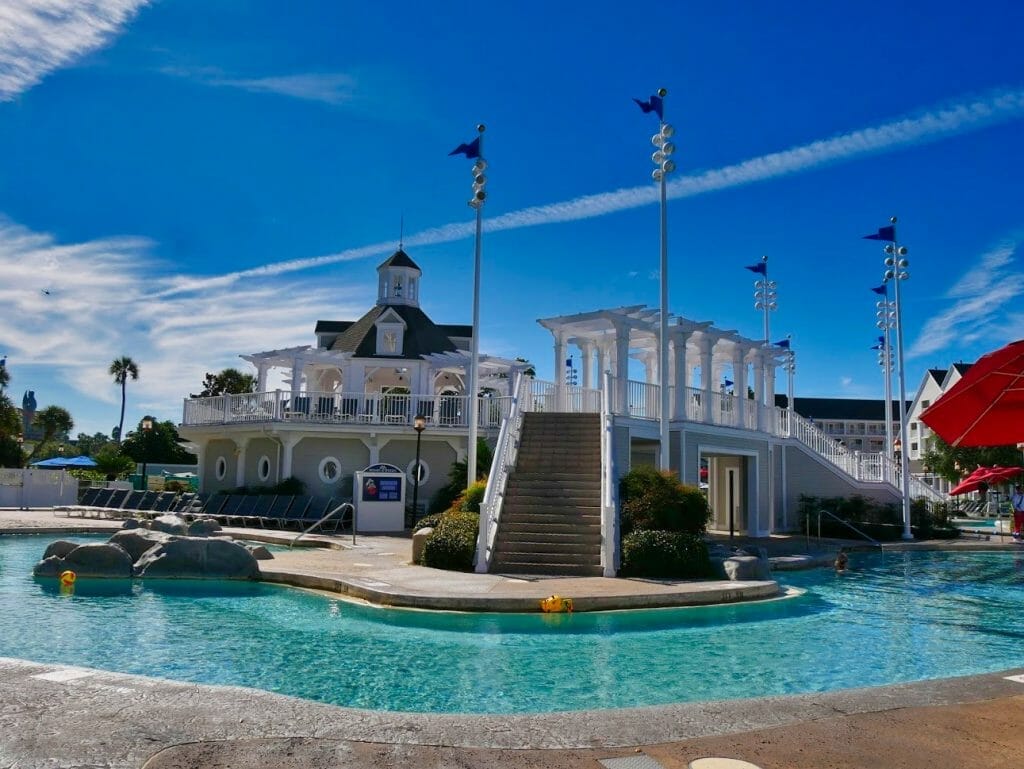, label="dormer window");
[383,330,398,353]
